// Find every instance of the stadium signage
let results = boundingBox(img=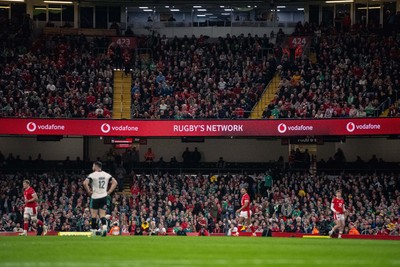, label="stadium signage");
[26,122,65,132]
[100,123,139,133]
[111,37,138,49]
[173,124,244,132]
[0,118,399,137]
[277,123,313,133]
[346,122,381,133]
